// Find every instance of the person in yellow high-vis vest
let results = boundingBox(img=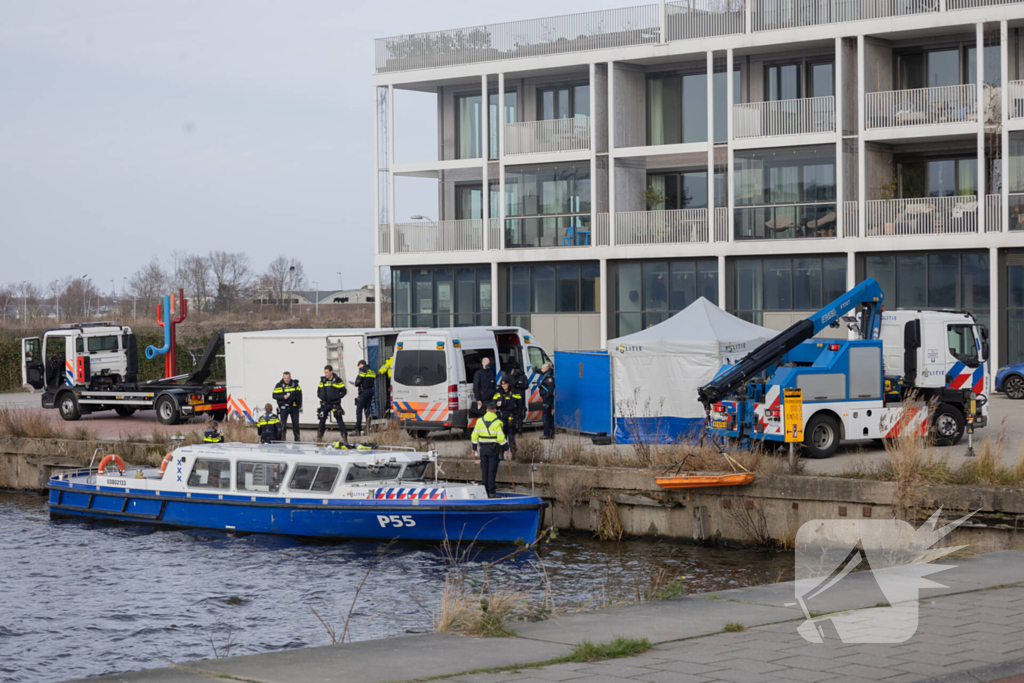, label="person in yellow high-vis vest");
[470,402,509,498]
